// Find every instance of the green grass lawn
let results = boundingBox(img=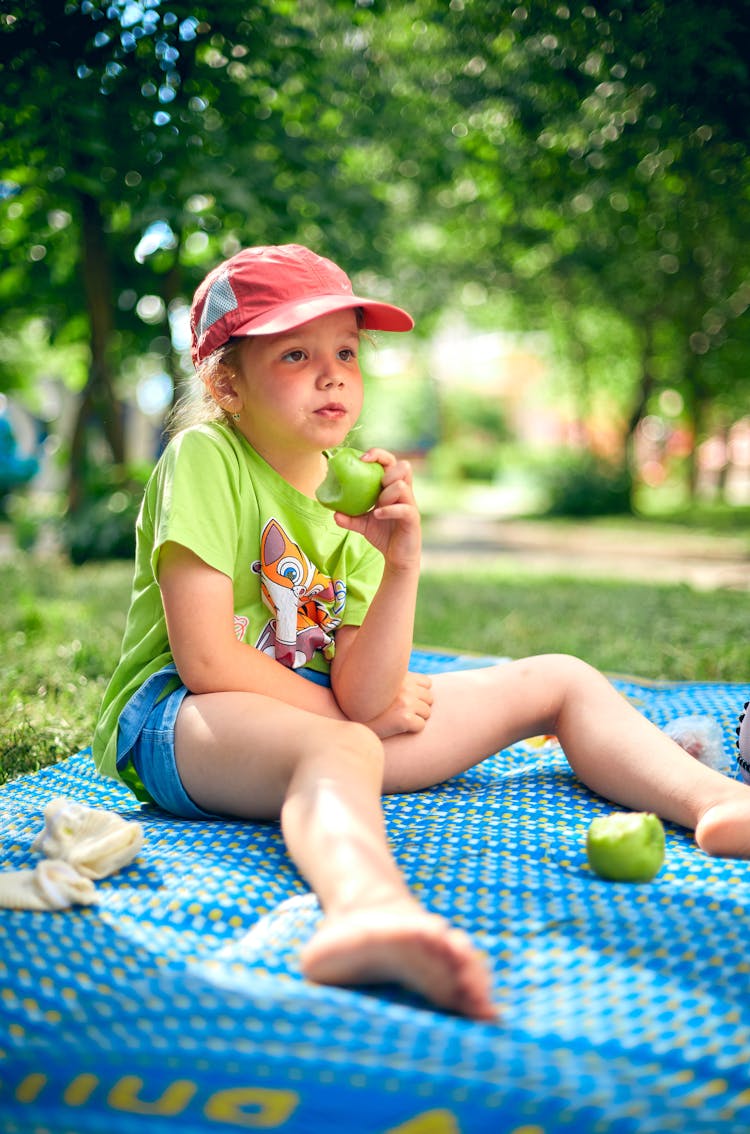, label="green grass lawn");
[2,548,750,786]
[414,564,750,681]
[0,558,134,785]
